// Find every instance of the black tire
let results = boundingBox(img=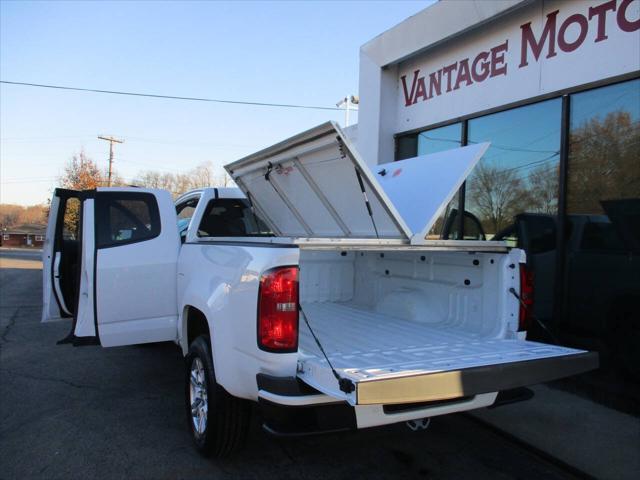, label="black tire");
[184,335,251,457]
